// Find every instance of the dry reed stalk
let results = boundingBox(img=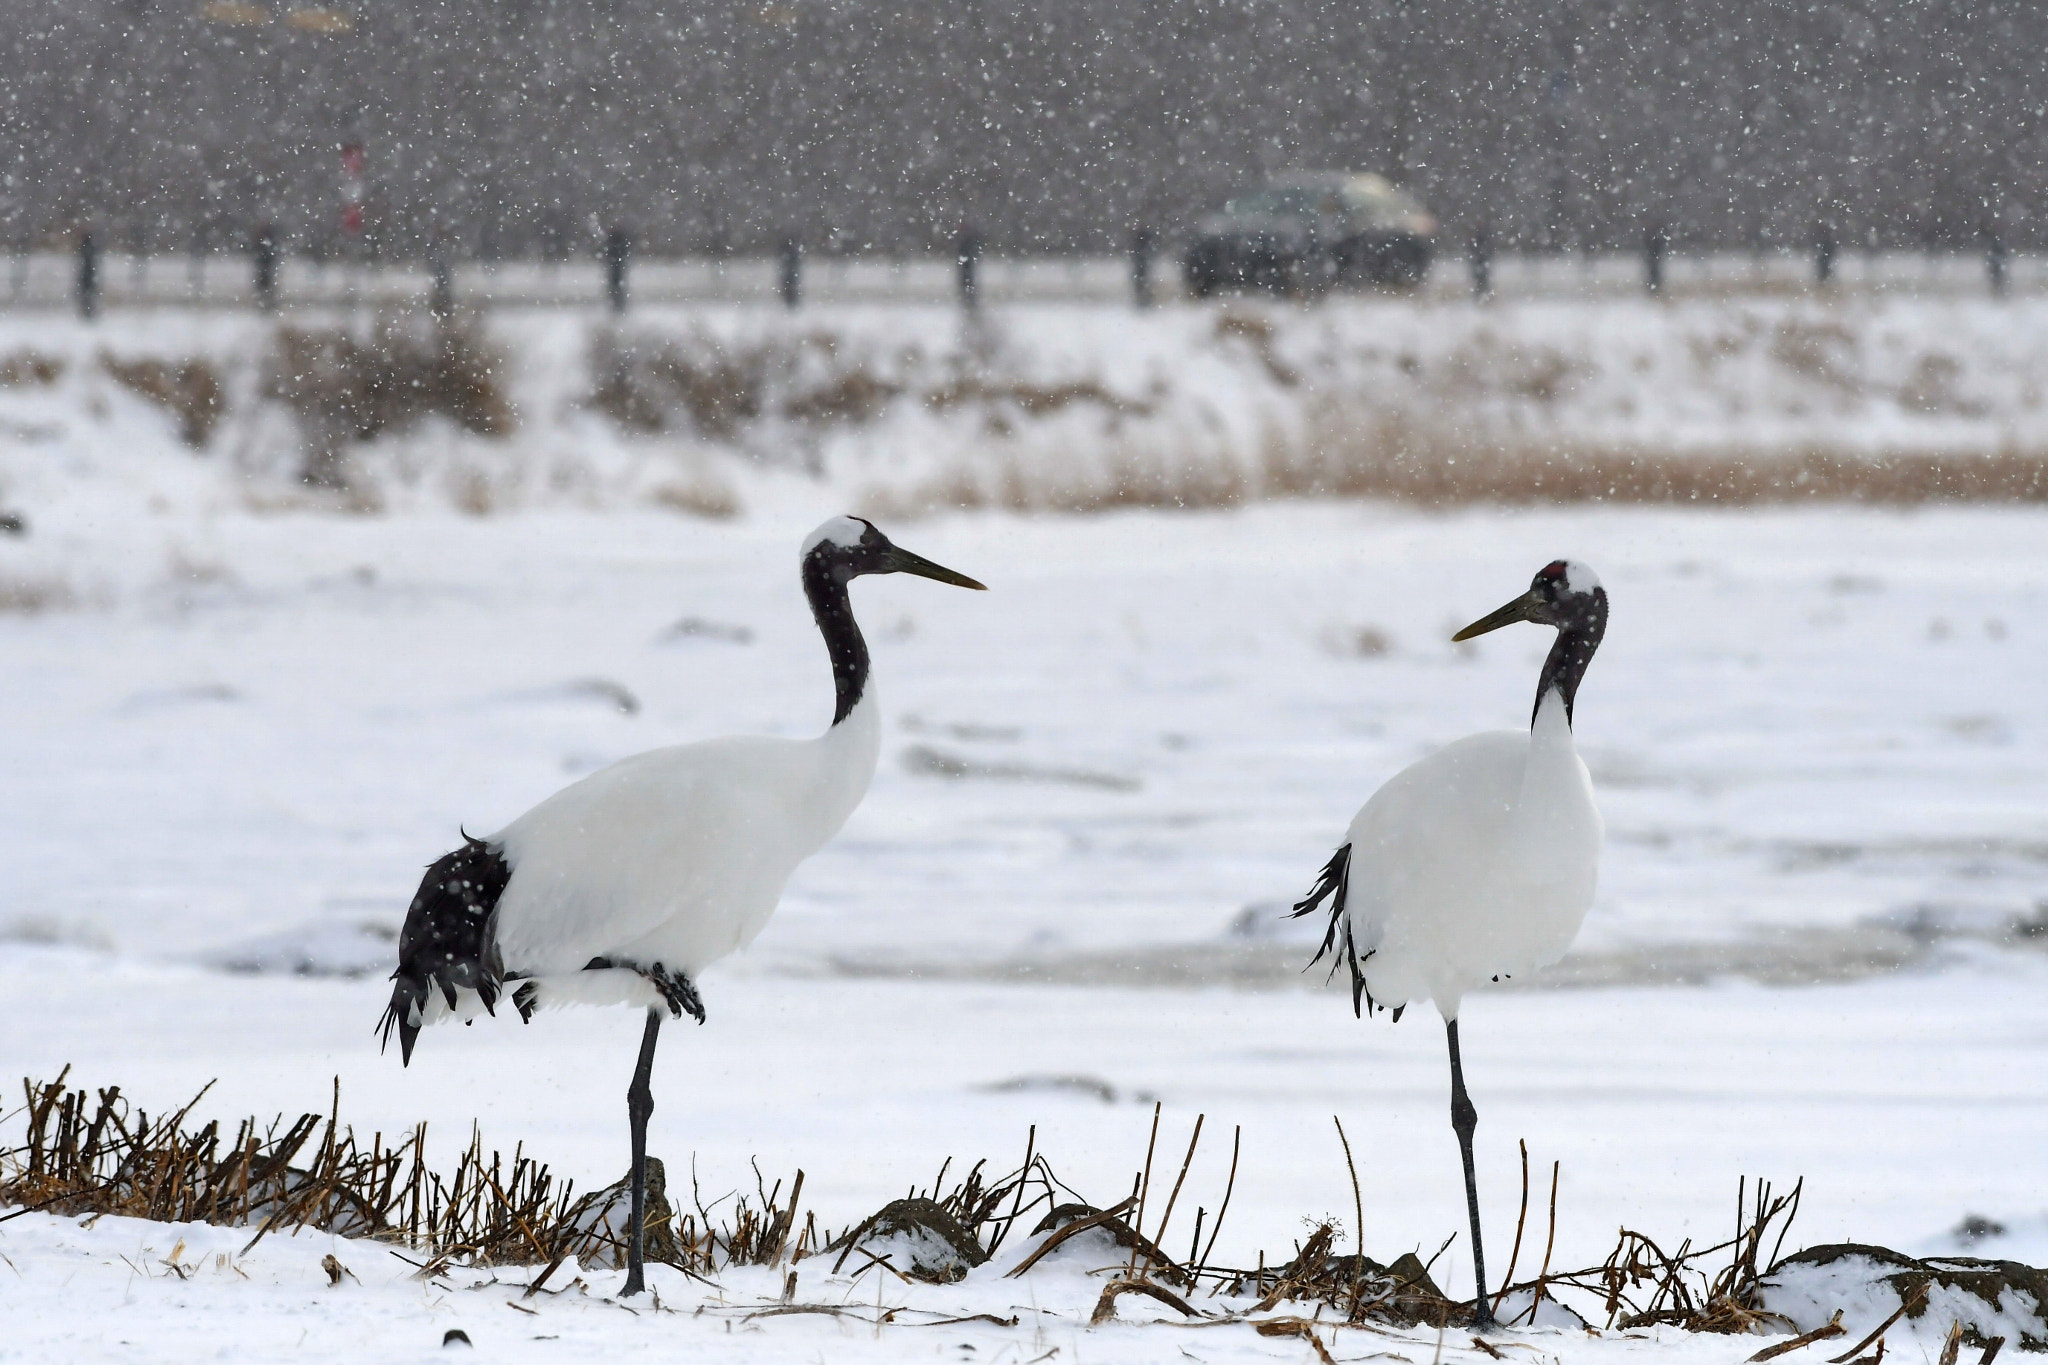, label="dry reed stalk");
[1195,1125,1240,1279]
[990,1125,1034,1258]
[1252,1317,1339,1365]
[1143,1114,1204,1279]
[1750,1314,1846,1362]
[1334,1116,1367,1315]
[1493,1140,1530,1317]
[1003,1197,1137,1279]
[1827,1284,1928,1363]
[1090,1277,1203,1324]
[1532,1158,1560,1319]
[1128,1102,1162,1278]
